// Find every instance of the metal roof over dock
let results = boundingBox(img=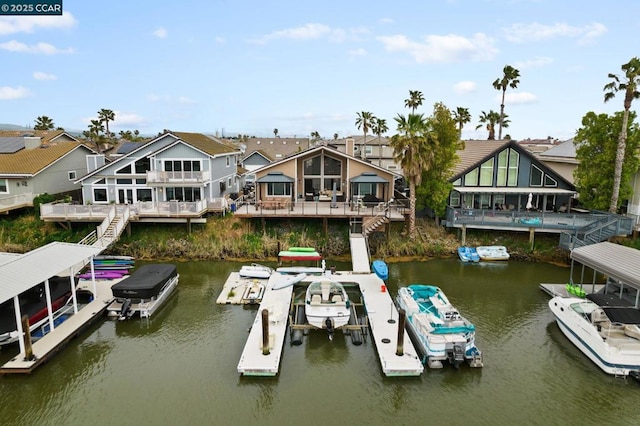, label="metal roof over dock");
[0,242,102,305]
[571,242,640,289]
